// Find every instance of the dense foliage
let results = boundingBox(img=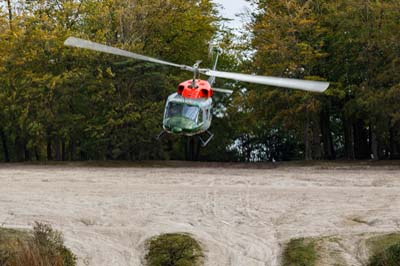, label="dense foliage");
[235,0,400,161]
[367,233,400,266]
[0,0,218,161]
[145,233,203,266]
[368,243,400,266]
[0,0,399,162]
